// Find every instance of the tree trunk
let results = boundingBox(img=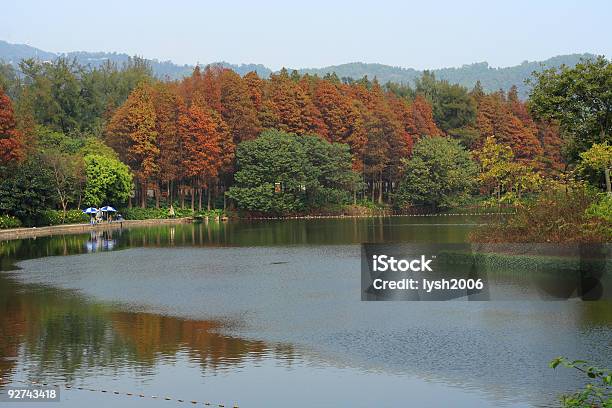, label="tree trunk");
[155,182,160,209]
[141,182,146,208]
[371,178,375,202]
[61,201,67,224]
[198,188,202,211]
[207,187,211,211]
[605,167,611,195]
[168,181,172,206]
[378,173,383,204]
[190,183,195,211]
